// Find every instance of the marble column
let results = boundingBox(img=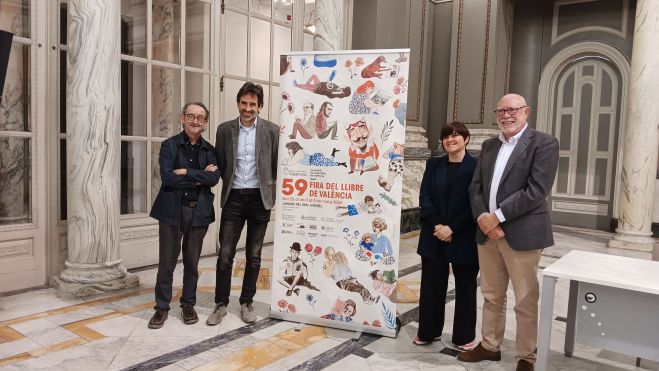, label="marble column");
[52,0,138,296]
[151,0,178,201]
[401,126,431,210]
[313,0,343,51]
[0,4,27,224]
[608,0,659,253]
